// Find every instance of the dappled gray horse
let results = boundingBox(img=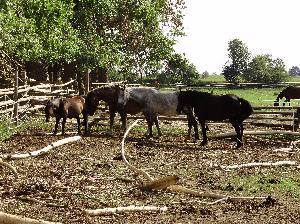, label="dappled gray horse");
[117,86,199,139]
